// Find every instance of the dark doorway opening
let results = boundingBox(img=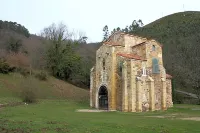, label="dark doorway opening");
[98,86,108,110]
